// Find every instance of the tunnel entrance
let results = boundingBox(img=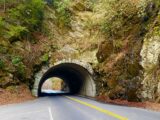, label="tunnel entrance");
[32,61,96,97]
